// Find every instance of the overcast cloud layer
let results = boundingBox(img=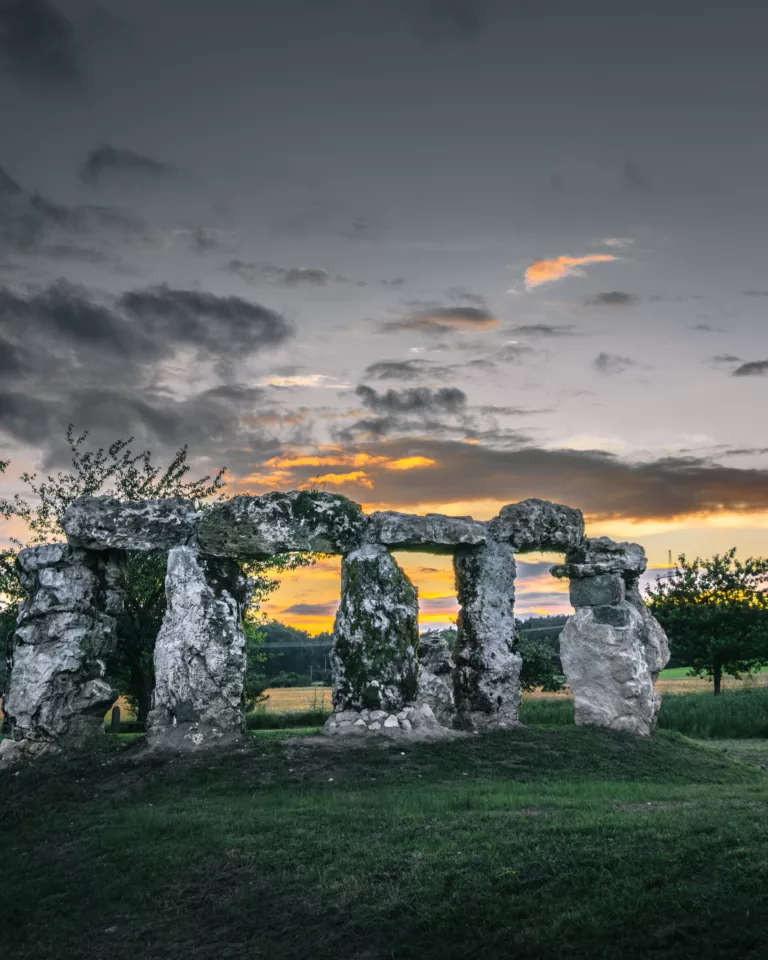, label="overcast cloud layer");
[3,1,768,625]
